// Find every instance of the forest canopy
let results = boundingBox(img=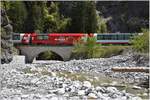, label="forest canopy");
[1,1,149,33]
